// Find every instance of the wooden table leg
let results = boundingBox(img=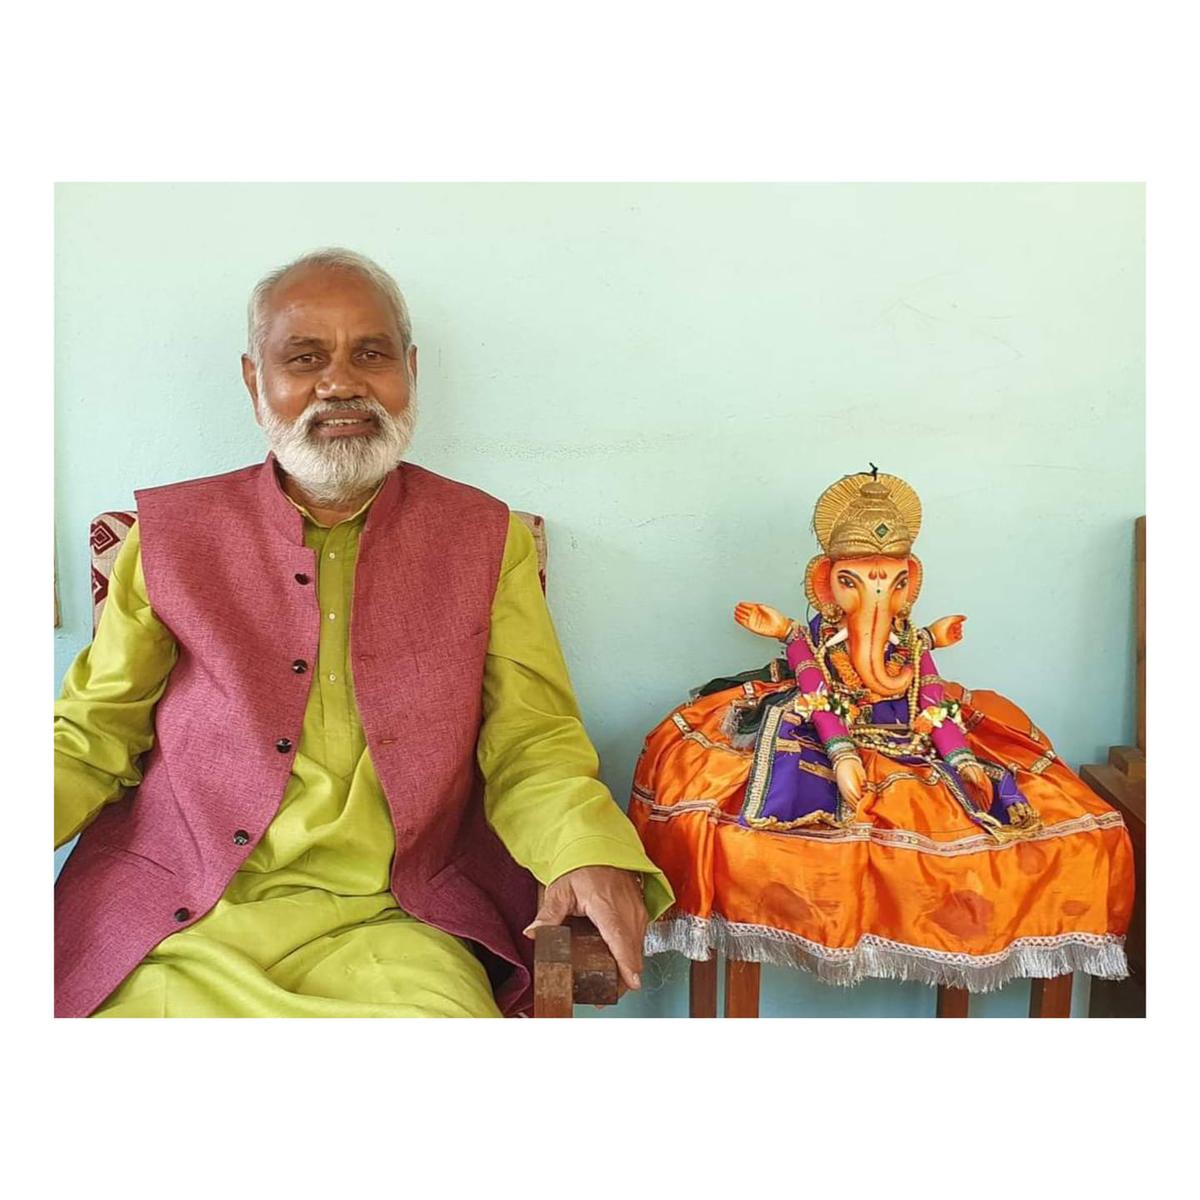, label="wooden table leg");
[690,956,718,1017]
[724,958,761,1018]
[1030,974,1073,1018]
[936,985,970,1017]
